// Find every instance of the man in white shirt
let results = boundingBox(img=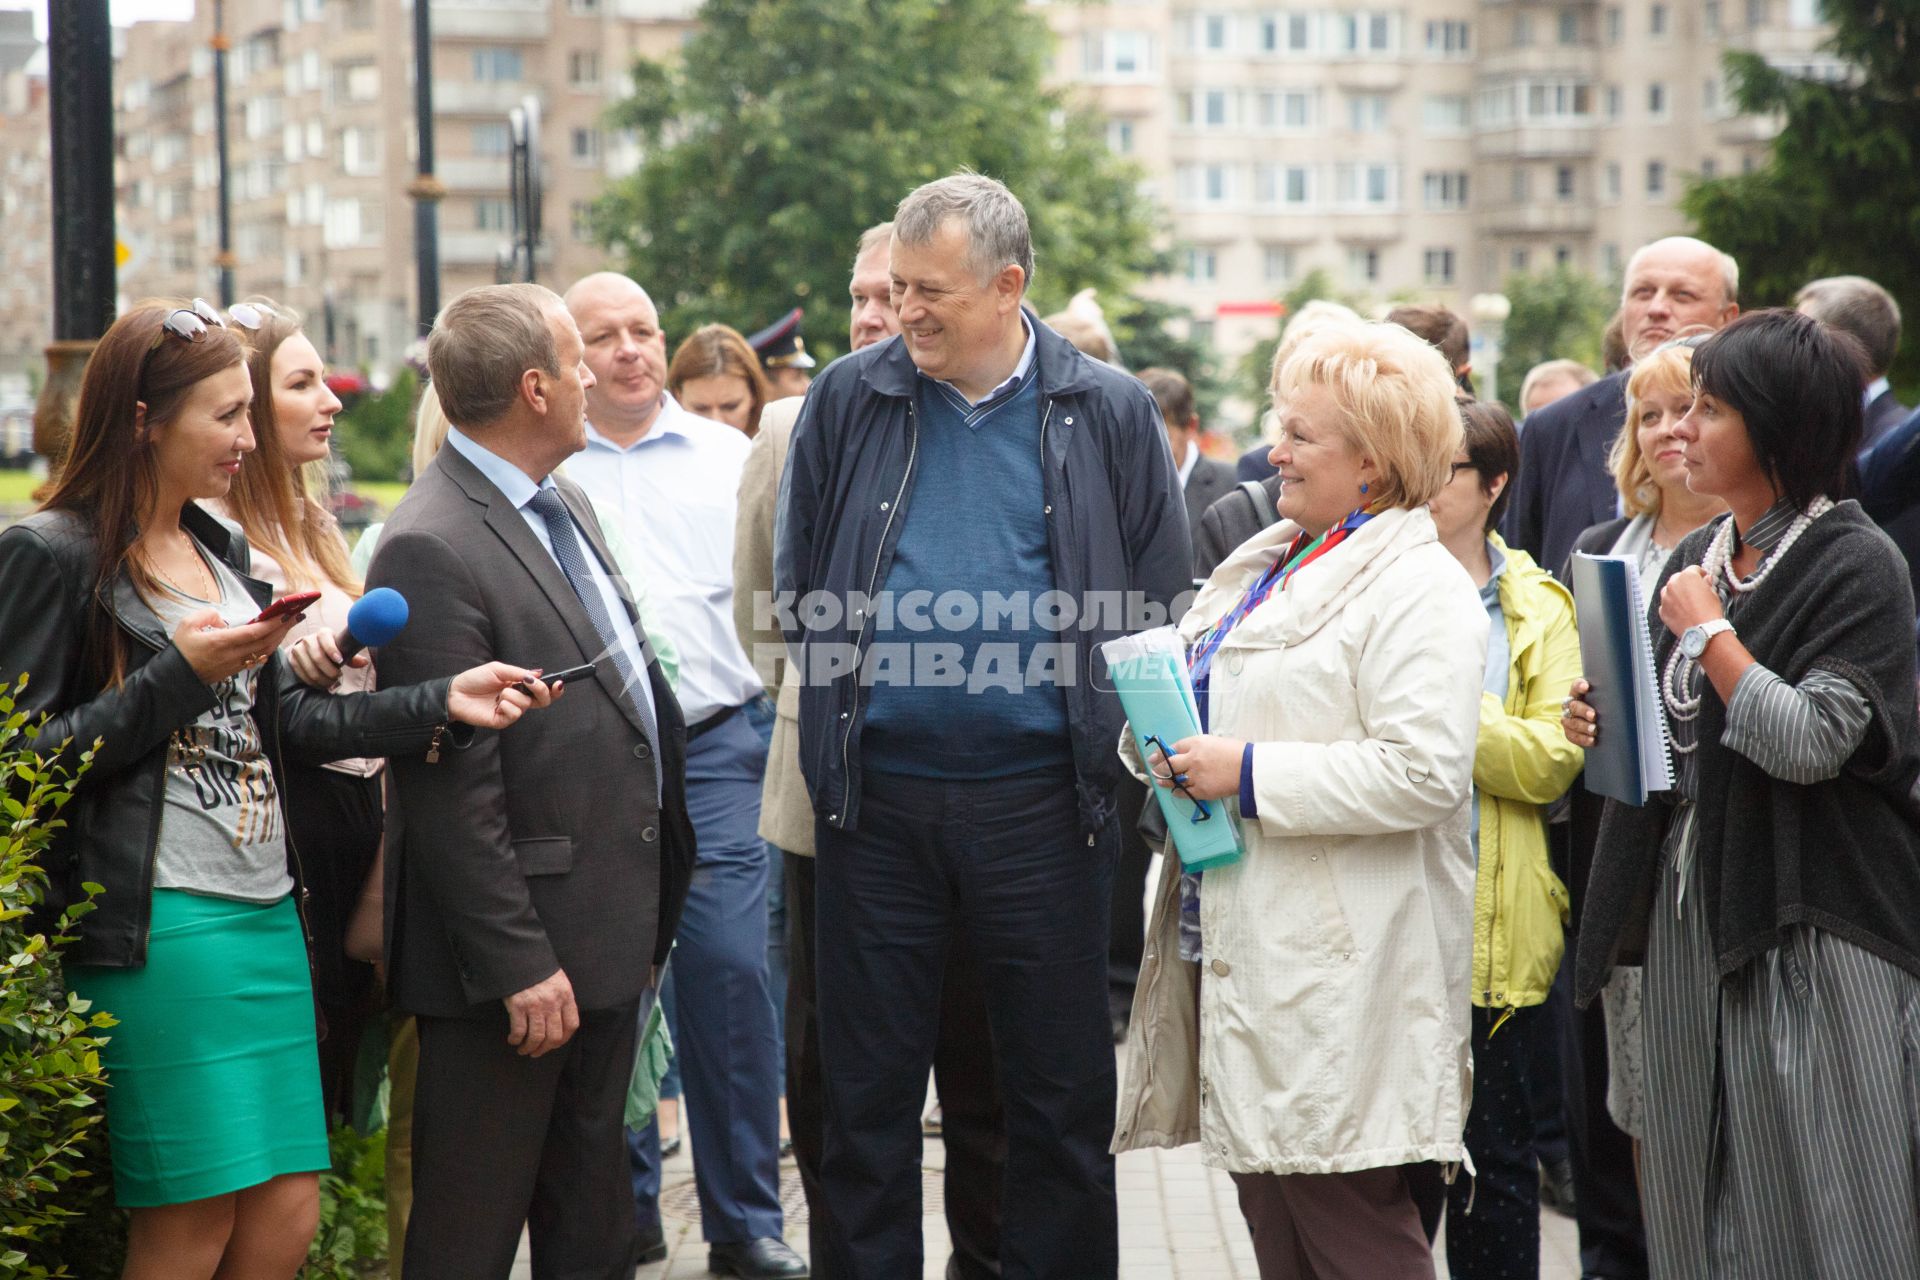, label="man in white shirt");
[562,273,801,1280]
